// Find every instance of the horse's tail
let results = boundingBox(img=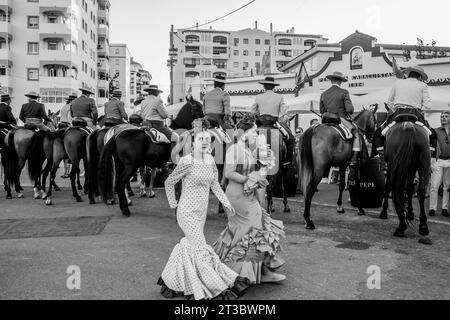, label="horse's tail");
[3,131,19,187]
[26,131,47,182]
[391,123,416,209]
[88,130,100,197]
[98,136,116,203]
[300,127,315,195]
